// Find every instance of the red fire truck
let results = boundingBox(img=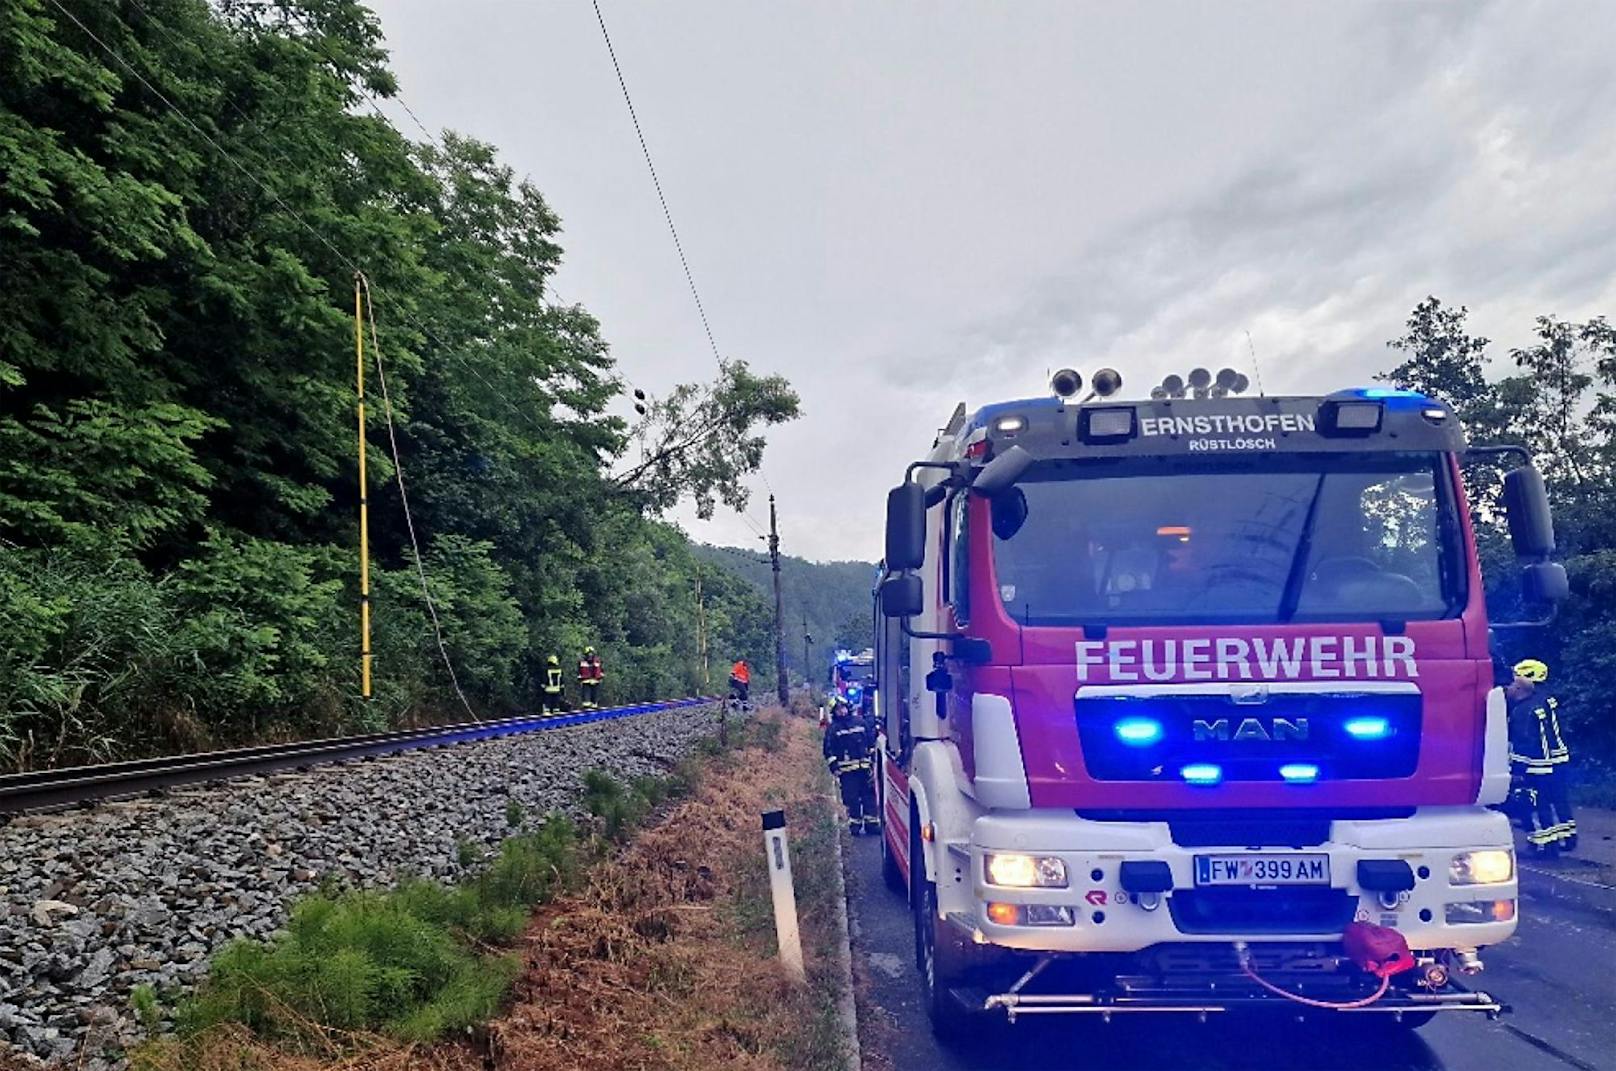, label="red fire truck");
[872,370,1565,1038]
